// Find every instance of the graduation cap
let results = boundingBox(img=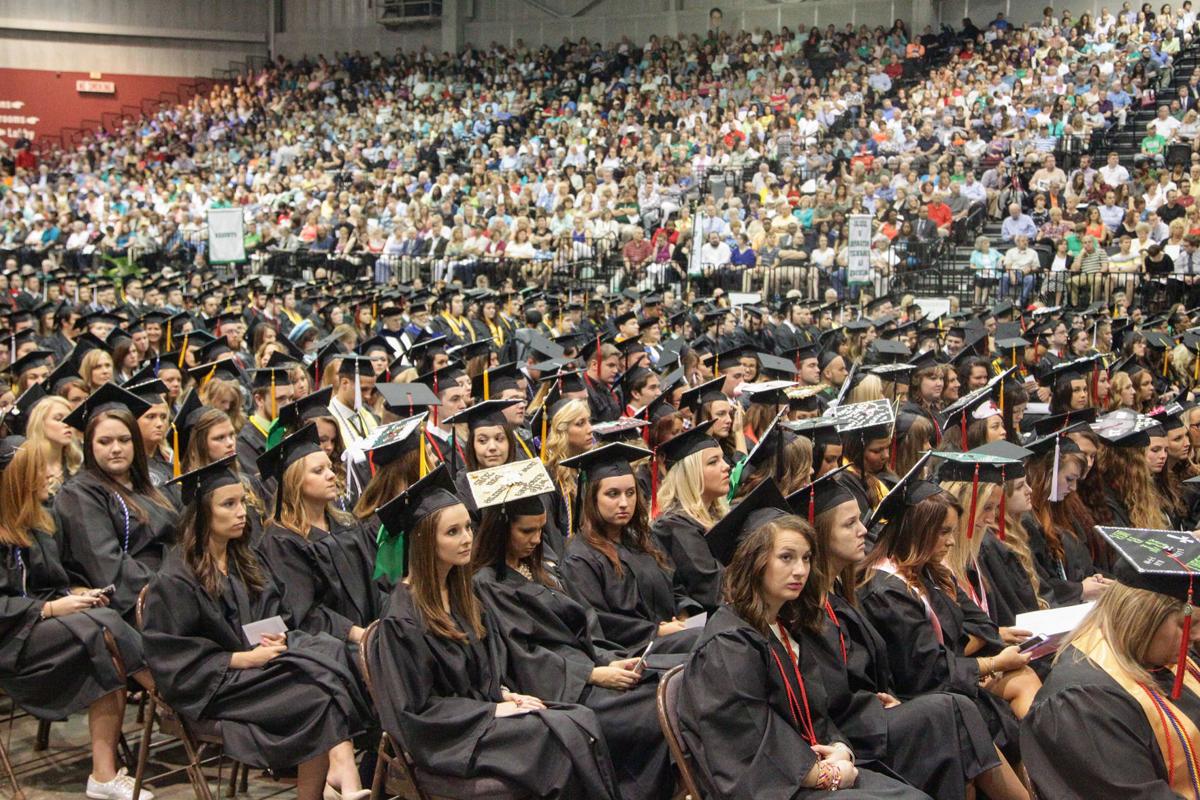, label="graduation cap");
[730,410,793,495]
[1151,402,1189,432]
[1094,525,1200,698]
[715,344,752,374]
[77,310,122,331]
[3,383,47,436]
[866,339,912,365]
[374,464,461,581]
[358,335,397,358]
[8,349,53,377]
[934,447,1022,539]
[834,399,896,442]
[866,451,938,530]
[657,421,721,469]
[786,466,854,525]
[1032,408,1098,437]
[740,380,798,406]
[678,376,726,415]
[704,478,792,566]
[63,382,152,432]
[1092,409,1157,448]
[593,417,651,445]
[560,442,653,485]
[910,349,939,371]
[256,423,324,517]
[756,352,799,380]
[361,413,428,470]
[187,359,241,387]
[465,458,556,512]
[785,415,840,446]
[166,455,241,507]
[273,386,335,436]
[447,338,494,364]
[126,379,168,404]
[442,399,519,430]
